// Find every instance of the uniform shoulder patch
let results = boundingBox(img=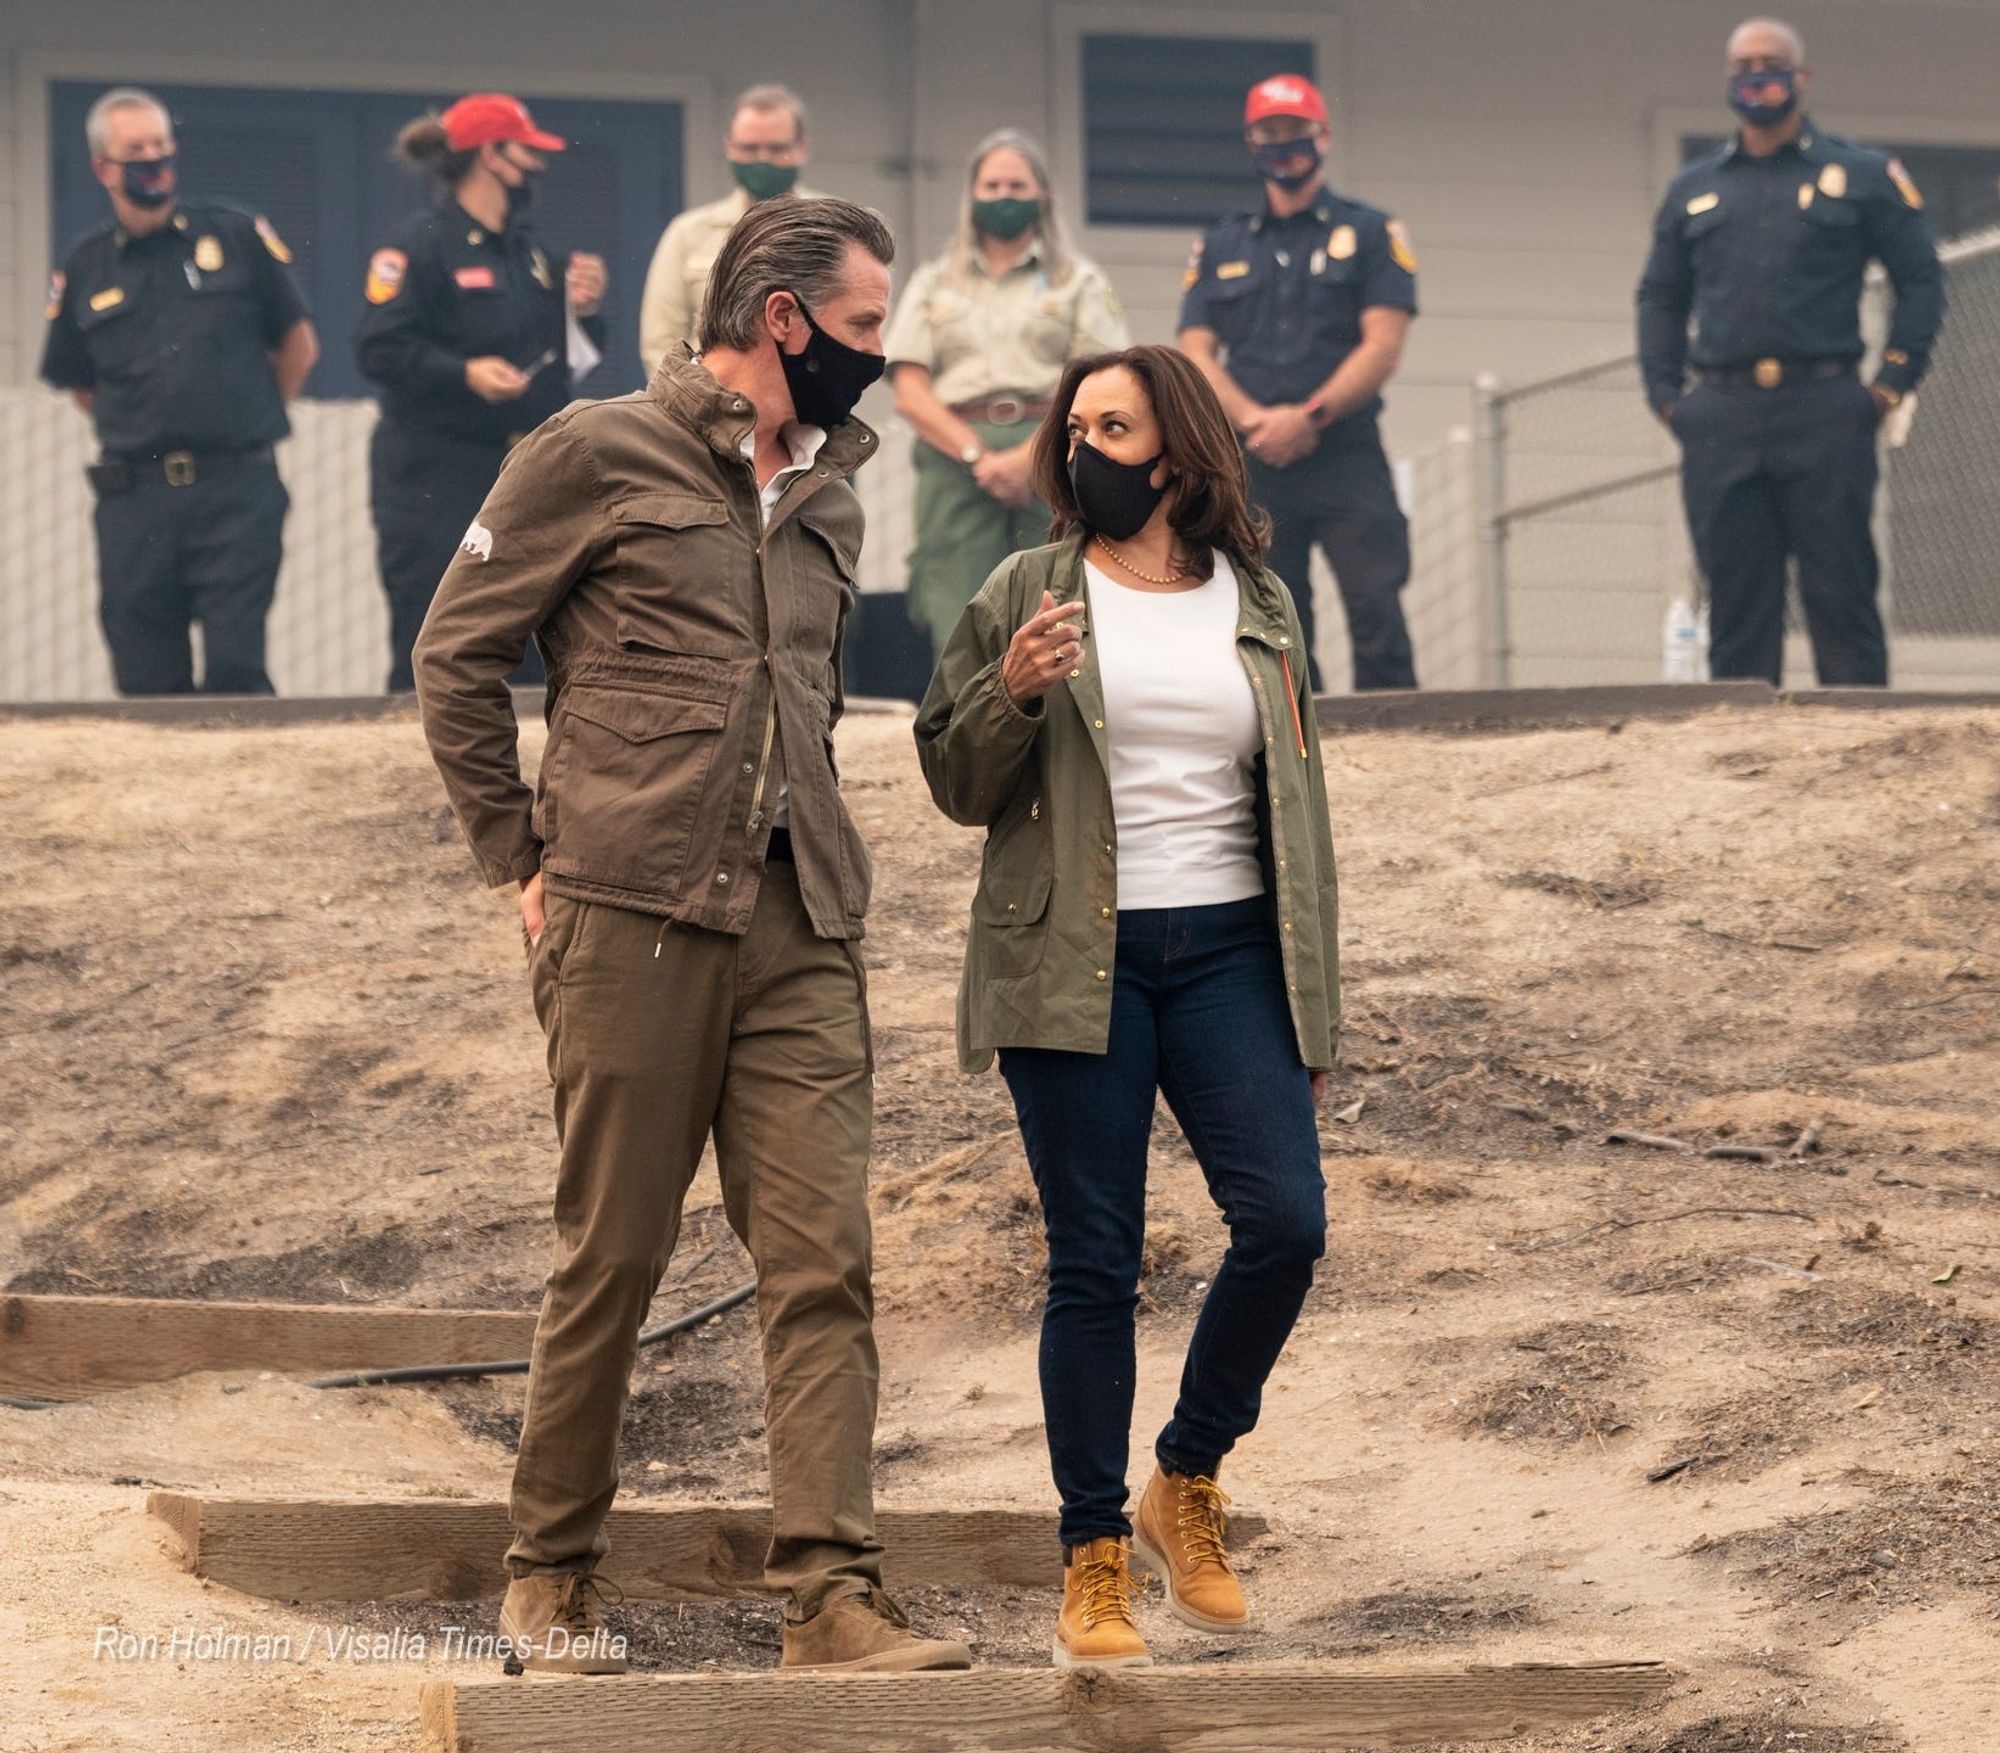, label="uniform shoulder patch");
[44,270,65,321]
[1181,235,1205,292]
[1886,157,1925,209]
[253,215,294,263]
[1386,218,1418,274]
[365,248,406,305]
